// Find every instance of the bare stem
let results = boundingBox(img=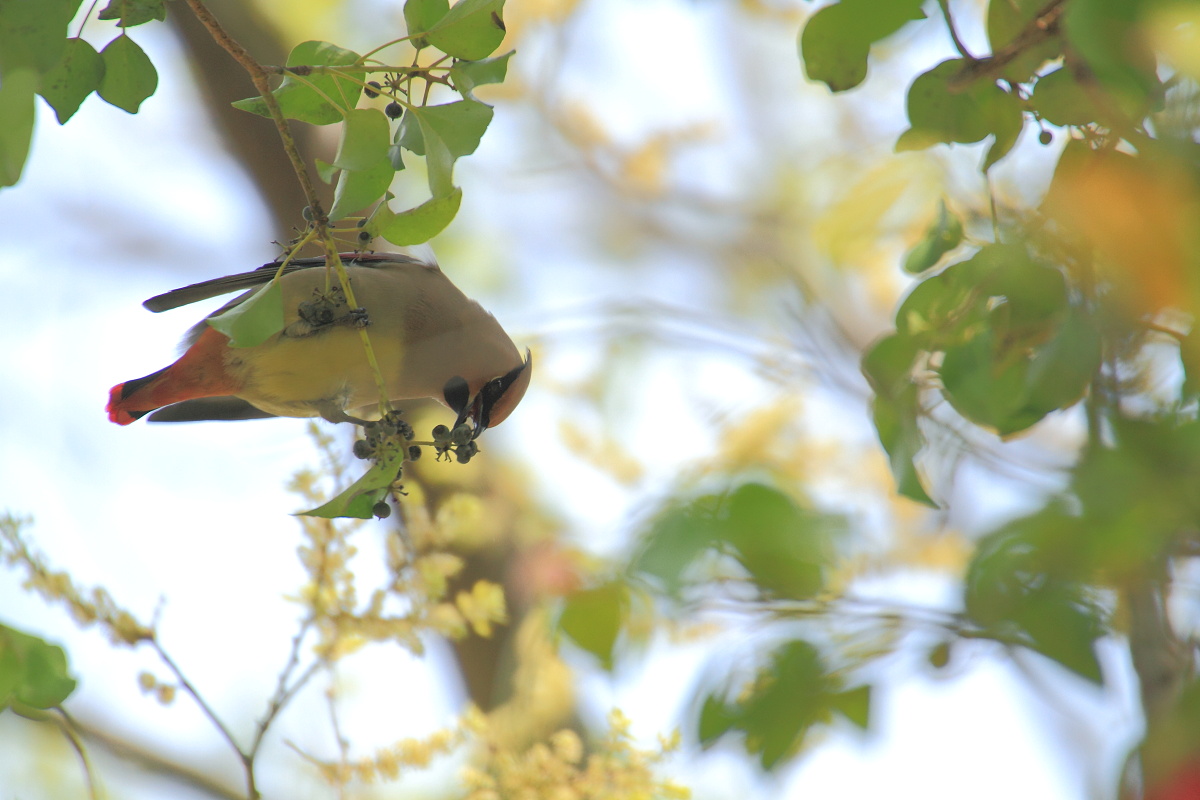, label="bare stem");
[151,637,257,799]
[936,0,975,61]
